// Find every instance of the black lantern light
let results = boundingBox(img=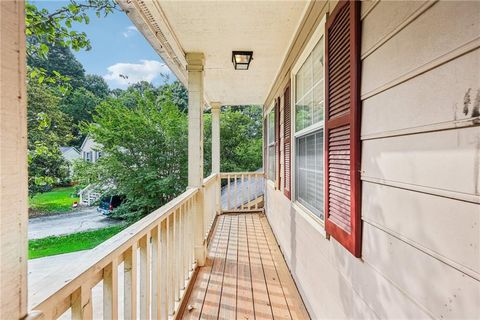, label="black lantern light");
[232,51,253,70]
